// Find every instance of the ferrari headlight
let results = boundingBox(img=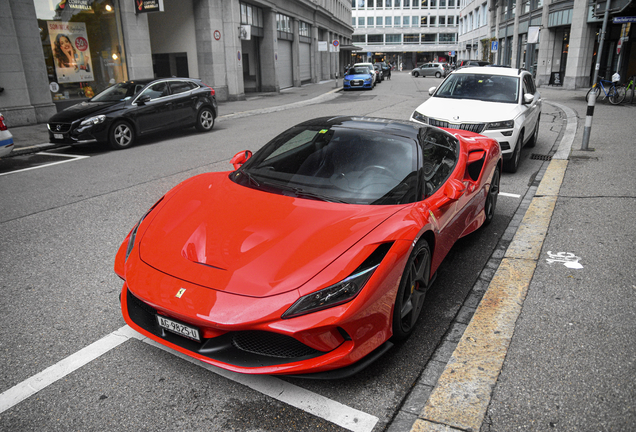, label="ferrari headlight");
[80,115,106,127]
[125,196,165,262]
[411,111,428,124]
[484,120,514,130]
[282,265,379,319]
